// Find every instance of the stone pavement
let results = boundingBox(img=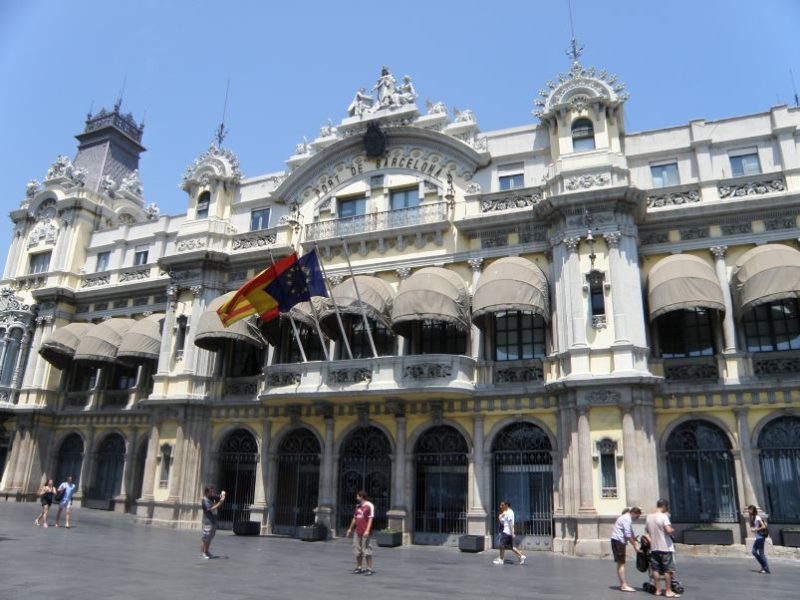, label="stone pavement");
[0,502,797,600]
